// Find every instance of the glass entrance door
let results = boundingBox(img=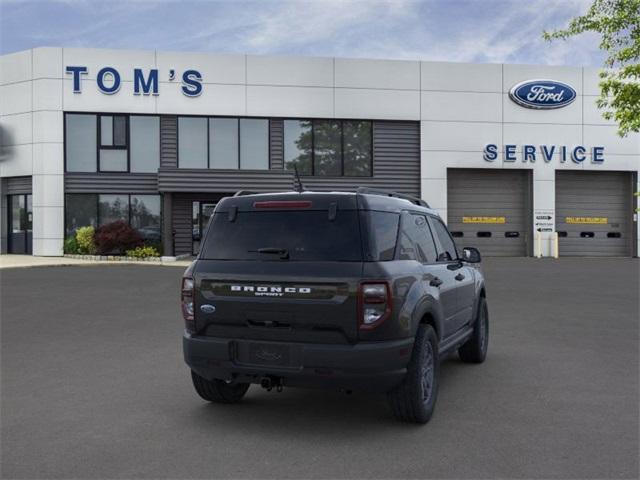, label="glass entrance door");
[191,201,217,255]
[8,194,32,254]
